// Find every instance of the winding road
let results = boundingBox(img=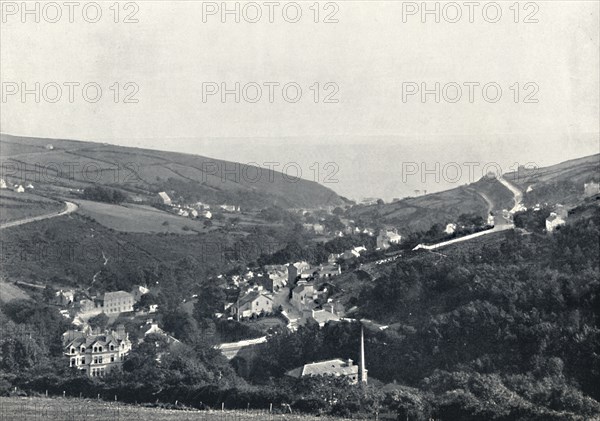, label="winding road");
[413,177,523,251]
[0,201,78,230]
